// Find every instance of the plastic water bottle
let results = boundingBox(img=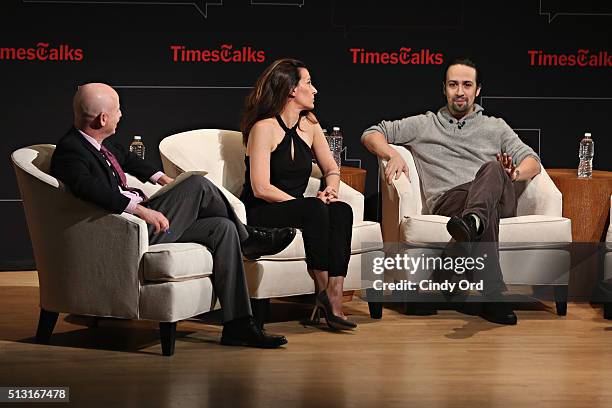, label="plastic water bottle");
[577,132,594,178]
[327,126,343,168]
[129,135,145,160]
